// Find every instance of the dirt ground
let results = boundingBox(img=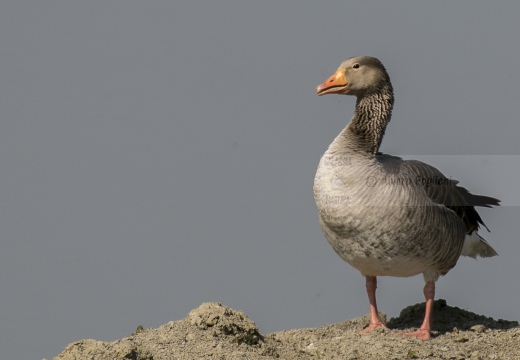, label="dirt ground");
[52,300,519,360]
